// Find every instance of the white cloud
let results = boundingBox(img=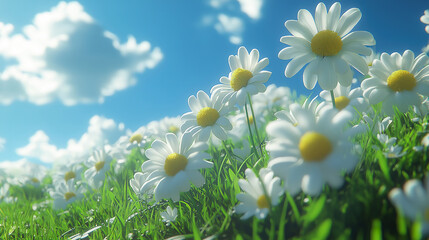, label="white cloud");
[0,137,5,151]
[214,14,244,44]
[0,158,47,178]
[209,0,231,8]
[16,115,126,164]
[237,0,263,20]
[0,1,162,105]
